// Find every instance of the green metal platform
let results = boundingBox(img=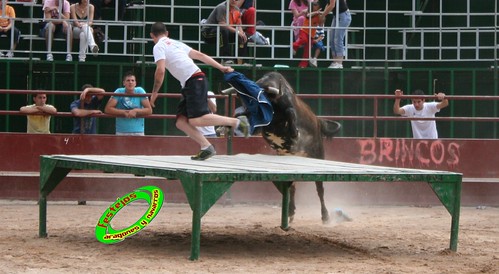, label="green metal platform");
[39,154,462,260]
